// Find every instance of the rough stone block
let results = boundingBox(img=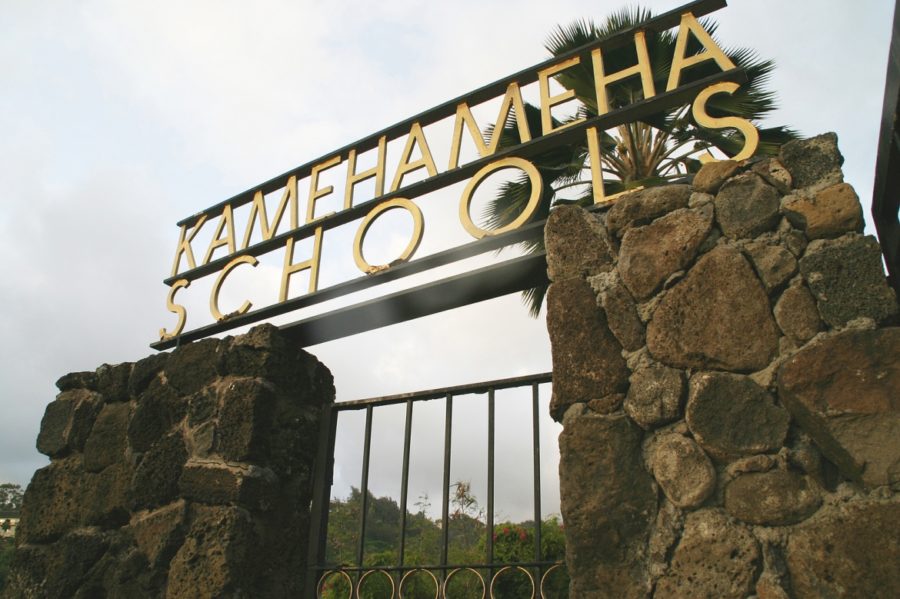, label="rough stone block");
[96,362,133,402]
[686,372,790,461]
[779,132,844,190]
[624,364,684,430]
[55,370,99,392]
[128,352,169,397]
[692,159,740,193]
[179,462,278,511]
[774,281,822,343]
[164,338,222,395]
[655,509,760,599]
[588,271,645,351]
[649,434,716,508]
[559,412,656,598]
[3,530,109,598]
[129,500,187,569]
[130,432,188,511]
[714,173,781,239]
[787,500,900,598]
[606,184,691,238]
[724,469,821,525]
[37,389,102,458]
[751,158,792,194]
[800,234,898,327]
[547,278,629,420]
[647,246,779,371]
[83,402,131,473]
[166,504,257,598]
[217,378,277,463]
[84,462,133,528]
[782,182,864,239]
[618,206,713,300]
[744,240,797,293]
[16,459,86,543]
[778,327,900,488]
[544,205,615,280]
